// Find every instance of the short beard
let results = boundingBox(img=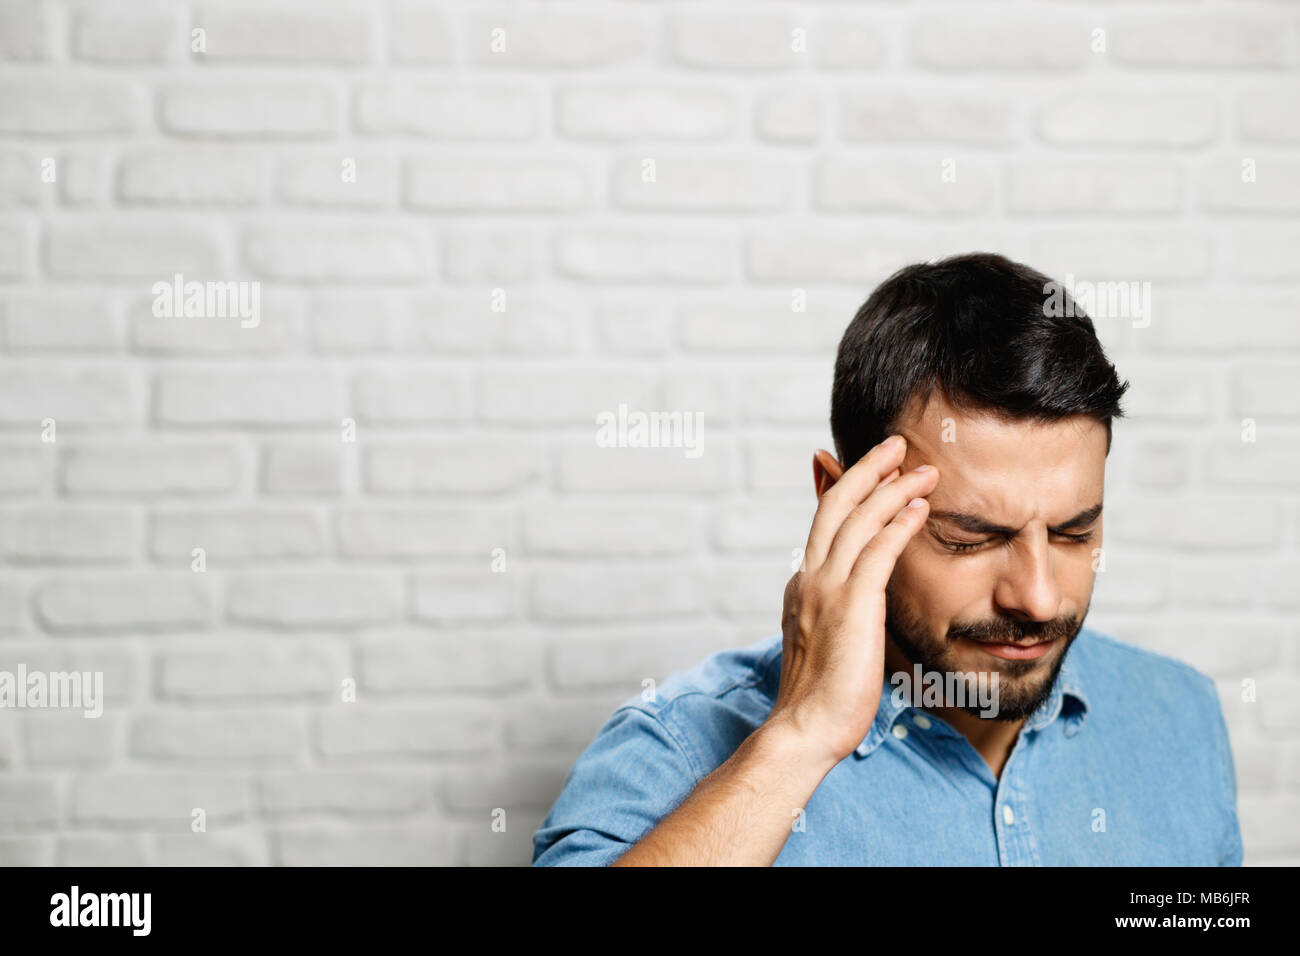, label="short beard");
[884,587,1086,722]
